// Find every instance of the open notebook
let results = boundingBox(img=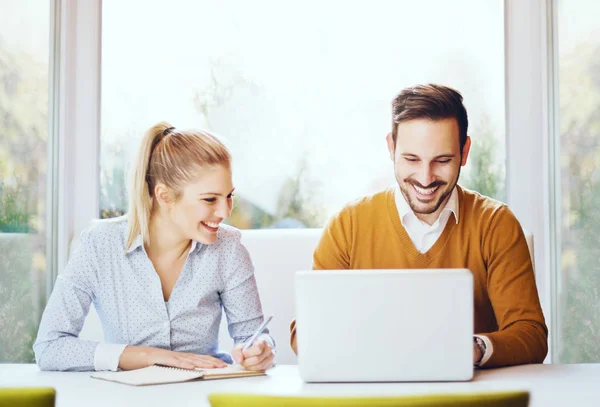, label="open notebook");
[90,364,265,386]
